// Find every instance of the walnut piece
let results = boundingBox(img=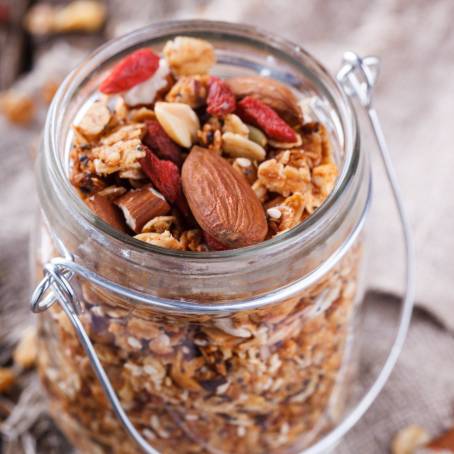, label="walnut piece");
[222,132,266,162]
